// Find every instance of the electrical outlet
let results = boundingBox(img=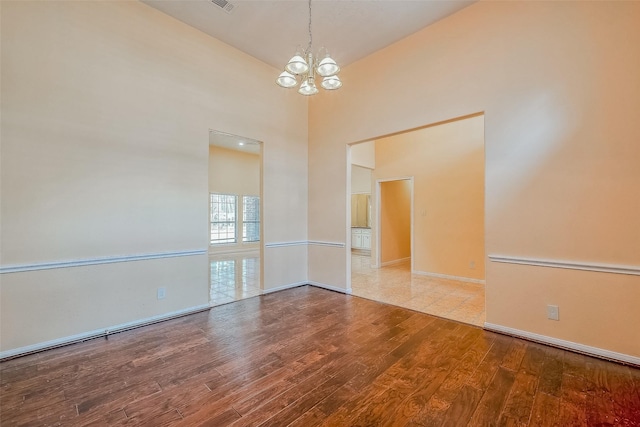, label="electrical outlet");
[157,287,166,300]
[469,261,475,269]
[547,304,559,321]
